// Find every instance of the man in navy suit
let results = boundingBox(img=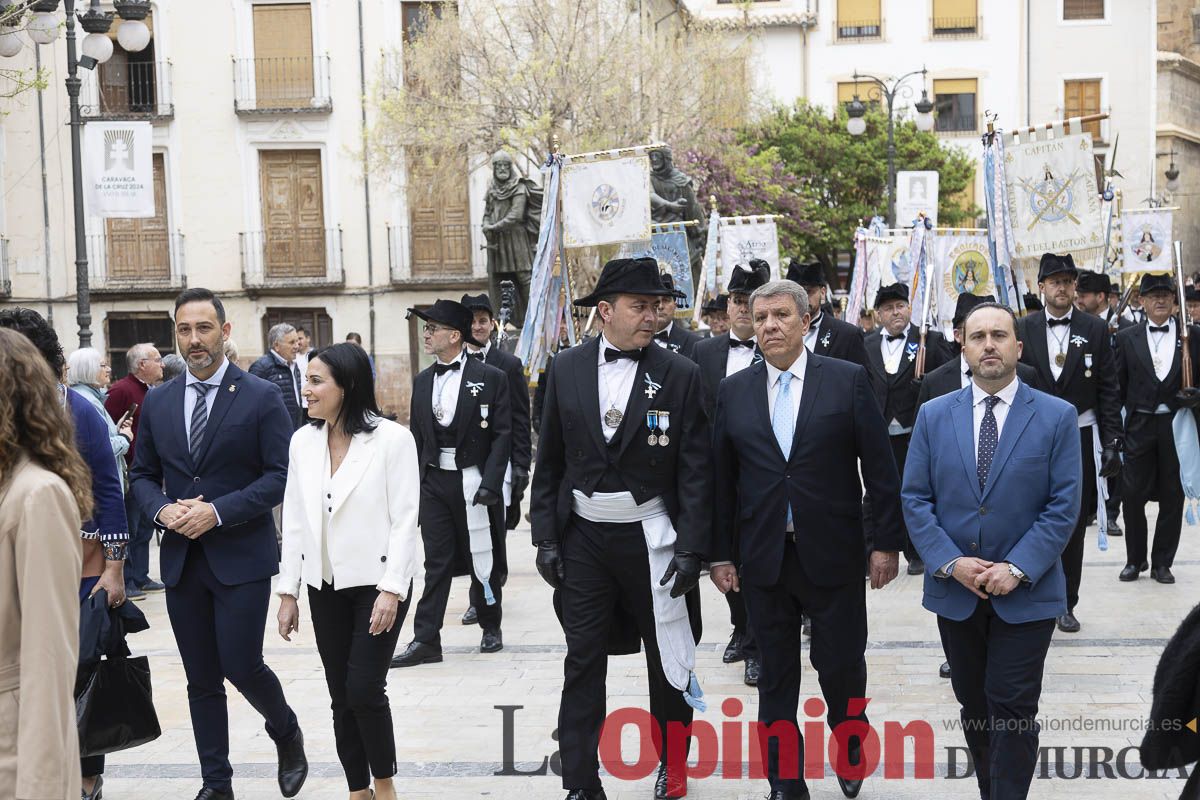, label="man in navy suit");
[711,280,903,800]
[130,288,307,800]
[903,302,1080,800]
